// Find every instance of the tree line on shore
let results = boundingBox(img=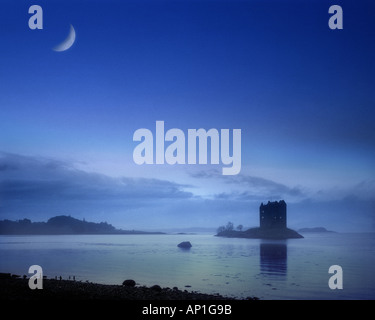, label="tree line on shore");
[0,215,164,235]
